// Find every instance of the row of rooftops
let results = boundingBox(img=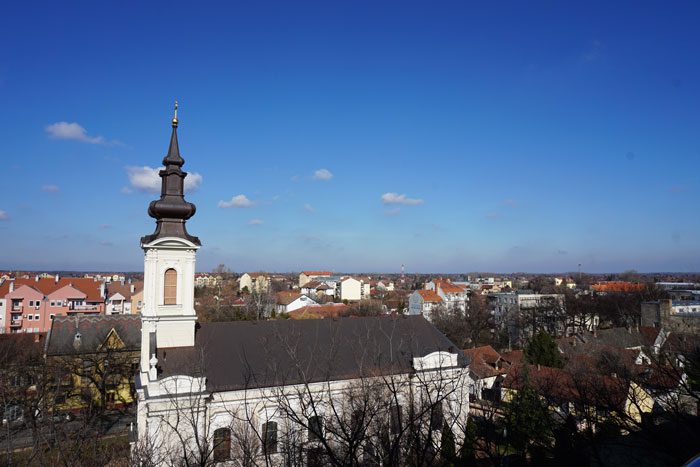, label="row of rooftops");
[0,276,143,303]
